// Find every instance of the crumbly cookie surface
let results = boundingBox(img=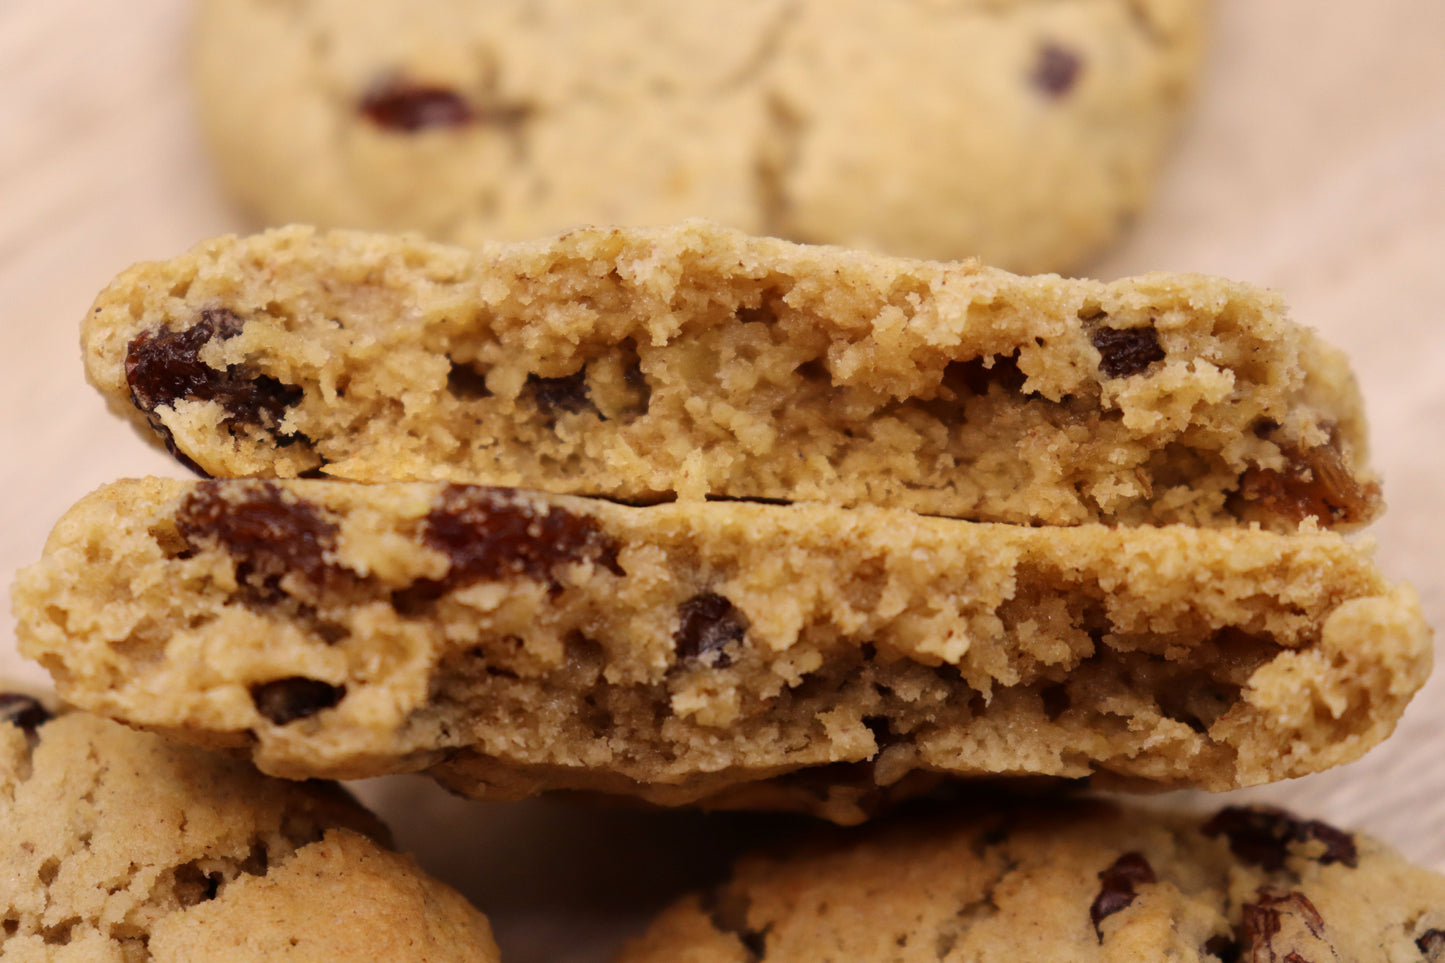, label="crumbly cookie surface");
[194,0,1207,272]
[84,224,1379,531]
[0,700,500,962]
[14,479,1429,823]
[617,798,1445,963]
